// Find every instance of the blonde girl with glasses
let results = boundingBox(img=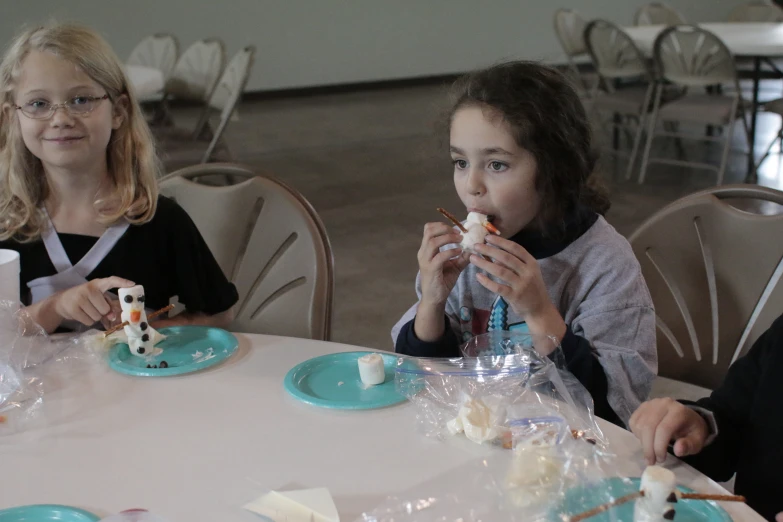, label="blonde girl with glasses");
[0,24,237,333]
